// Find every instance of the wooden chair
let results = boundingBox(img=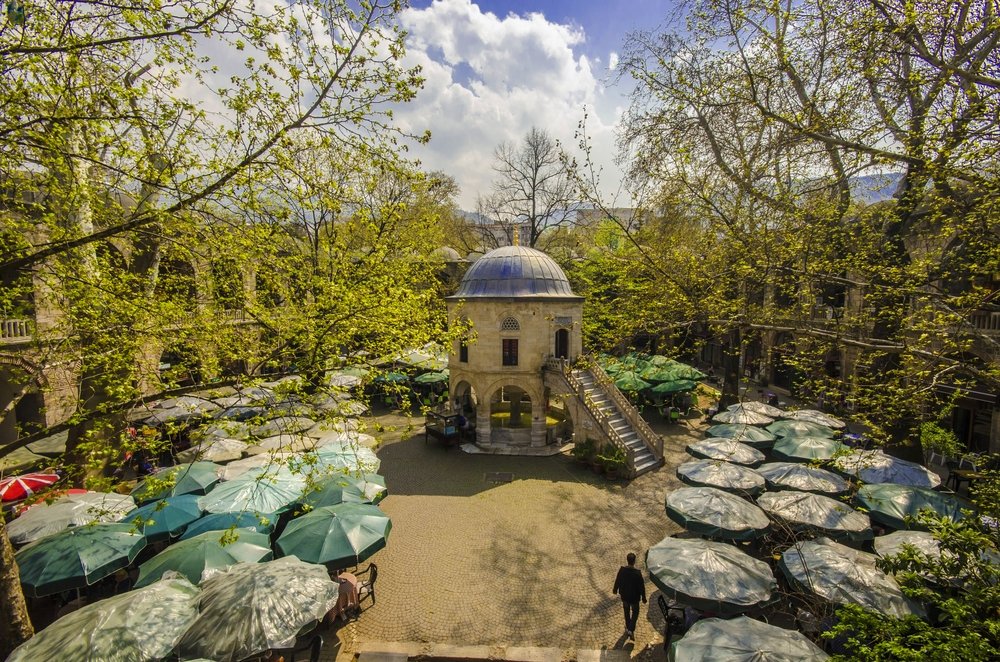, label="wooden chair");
[356,562,378,607]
